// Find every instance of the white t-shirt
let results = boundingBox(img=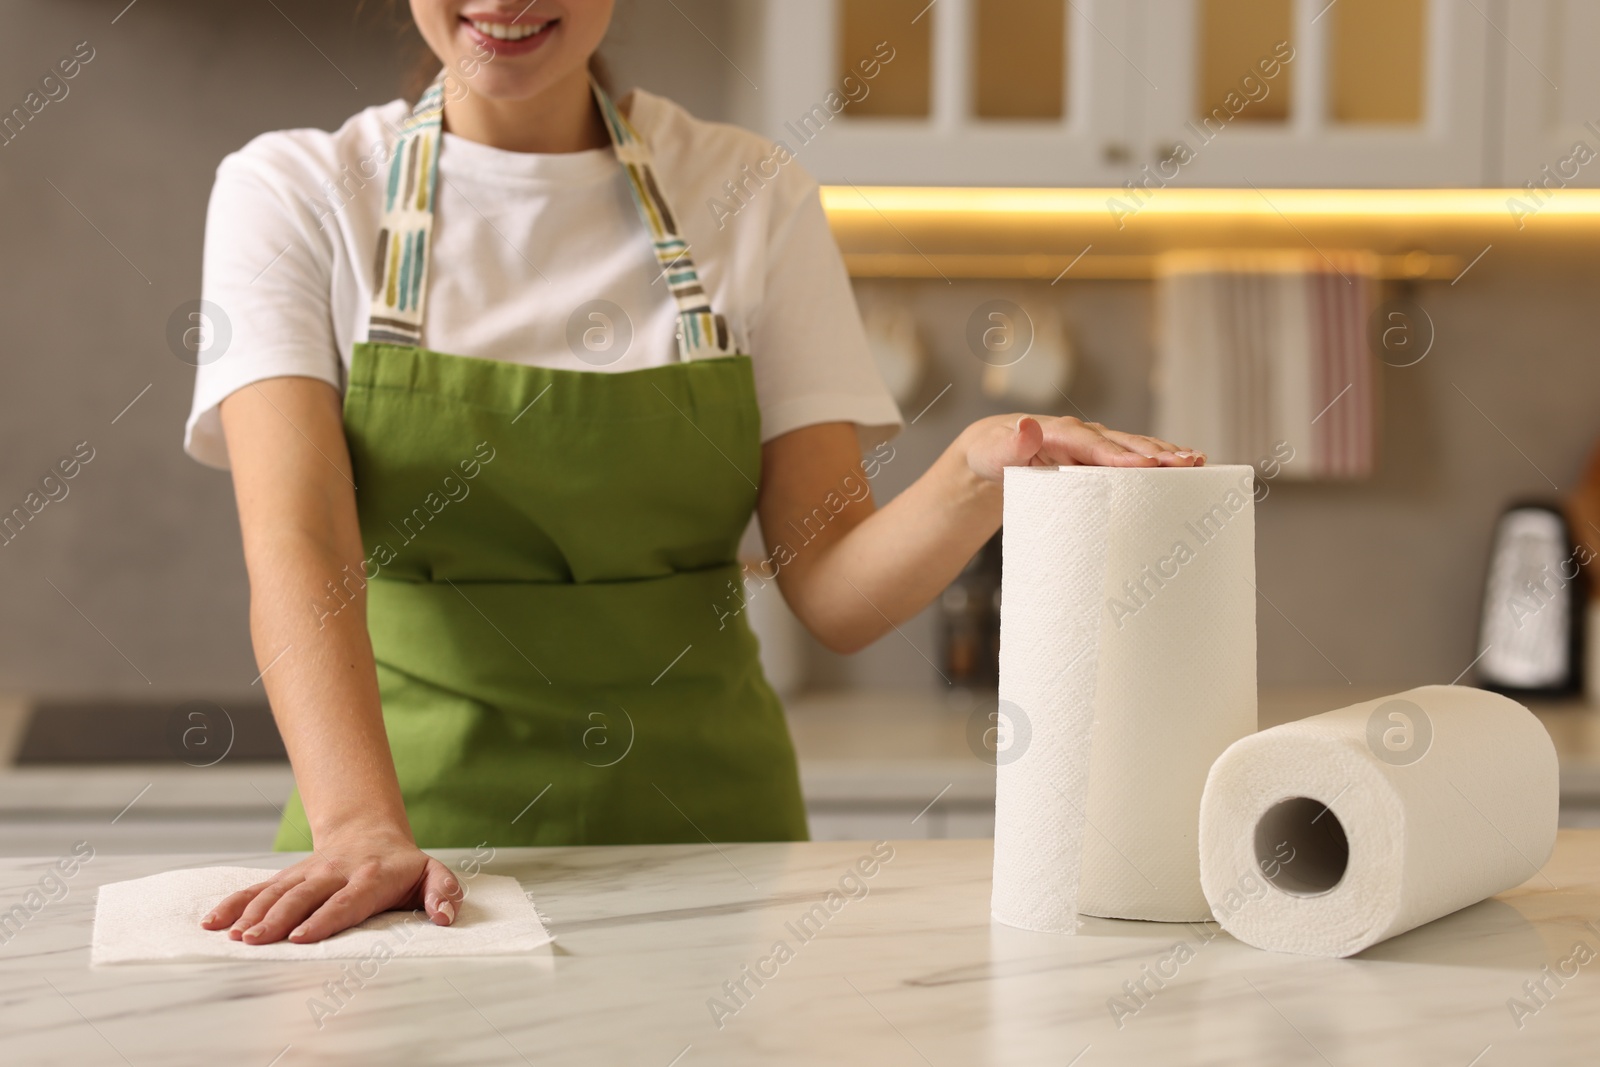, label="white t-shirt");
[184,89,902,468]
